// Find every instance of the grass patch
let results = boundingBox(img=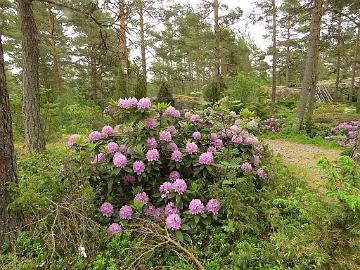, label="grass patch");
[261,130,344,150]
